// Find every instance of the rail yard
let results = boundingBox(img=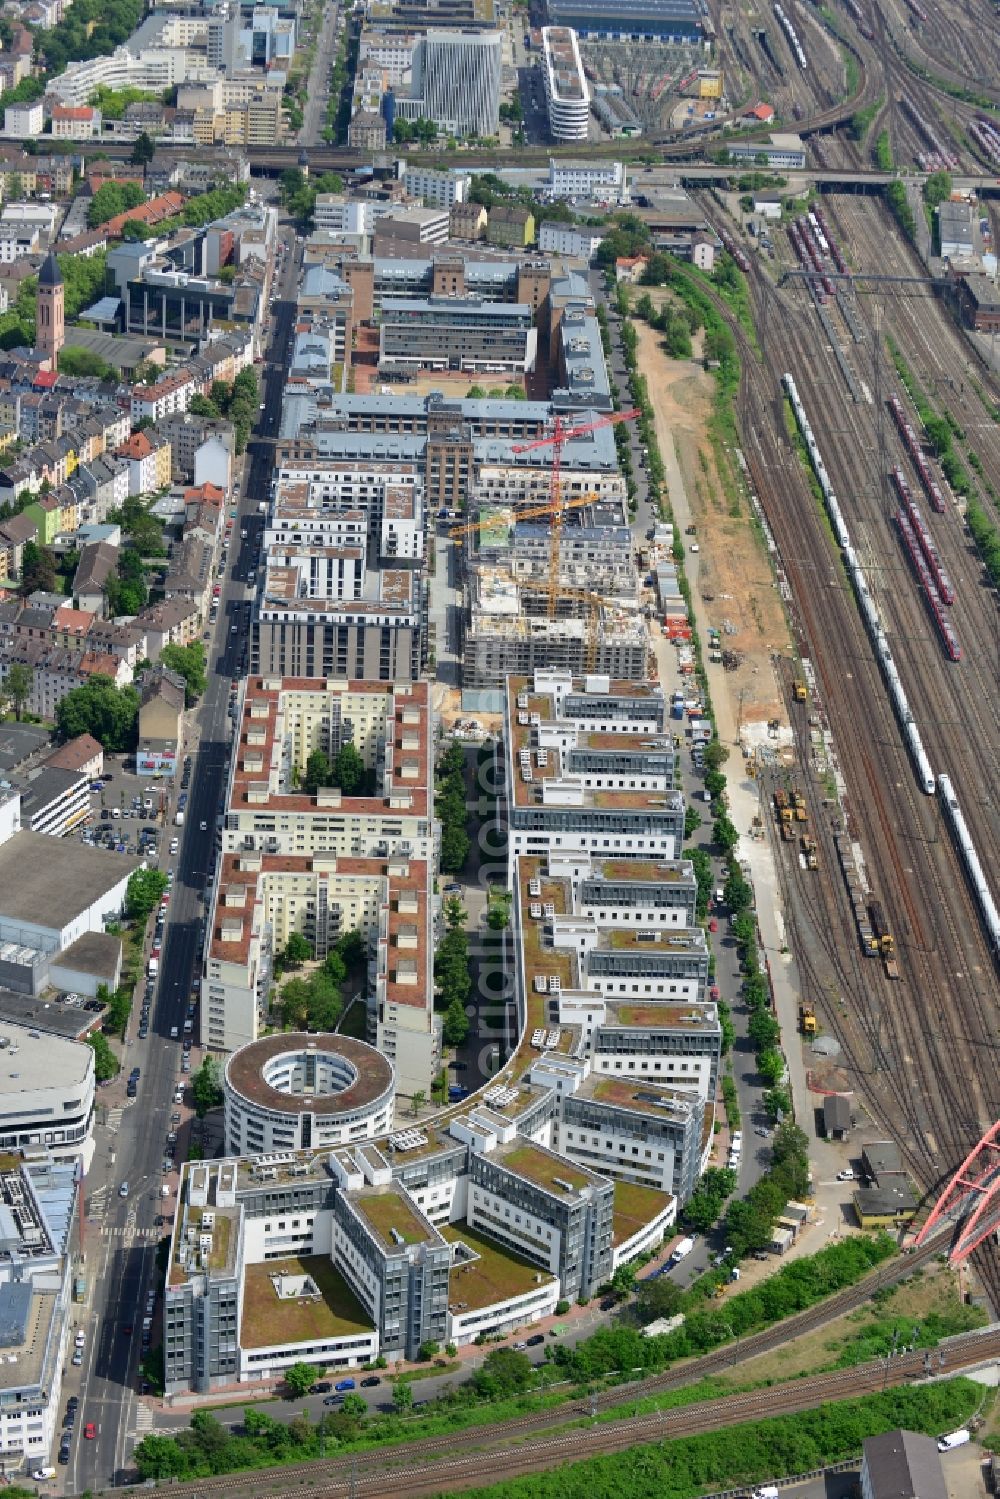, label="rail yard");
[678,149,1000,1307]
